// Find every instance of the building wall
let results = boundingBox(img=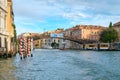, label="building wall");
[0,0,7,10]
[7,0,14,52]
[82,29,101,40]
[114,27,120,41]
[64,25,105,49]
[63,29,73,49]
[72,29,82,39]
[0,13,7,33]
[33,39,42,48]
[0,0,8,48]
[0,35,6,47]
[71,25,105,41]
[40,29,64,49]
[113,22,120,42]
[41,38,61,48]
